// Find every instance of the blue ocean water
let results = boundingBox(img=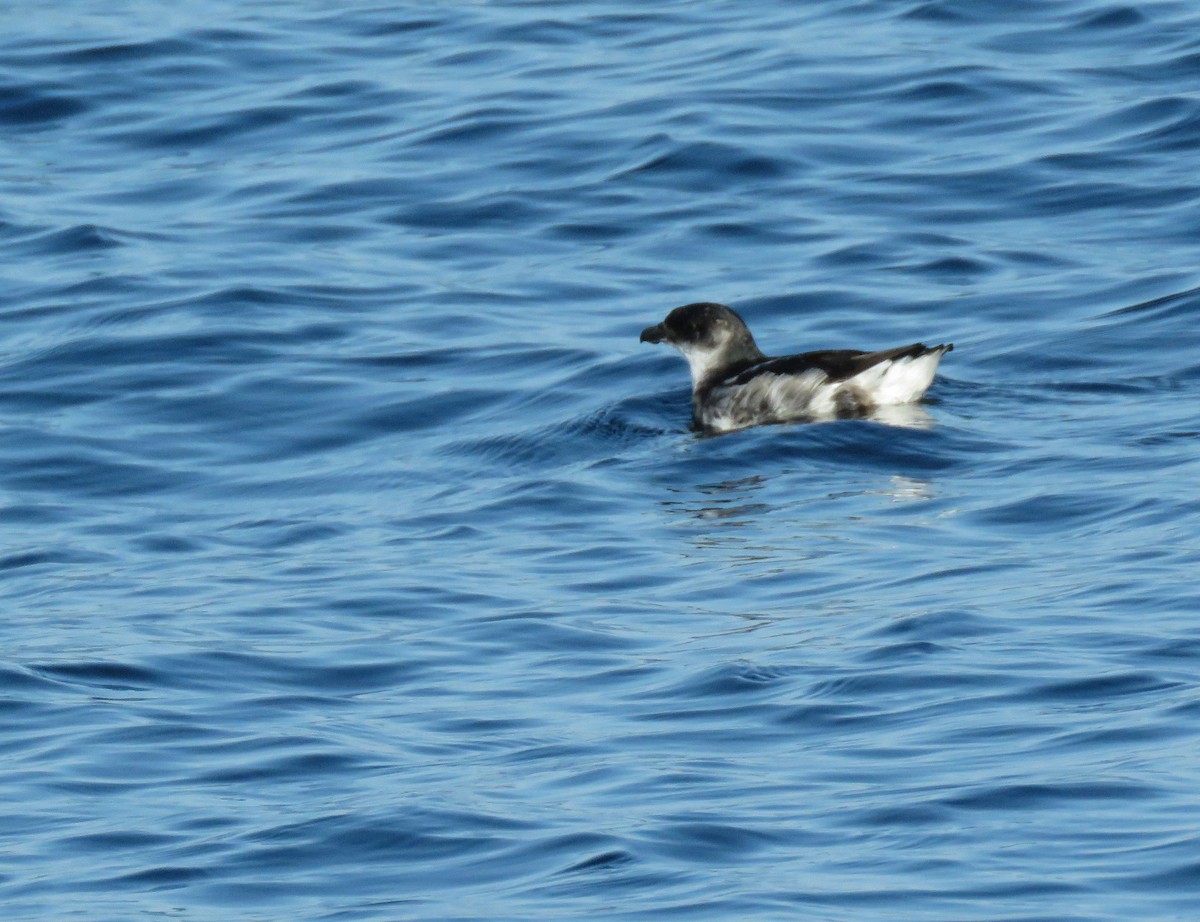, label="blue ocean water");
[3,0,1200,918]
